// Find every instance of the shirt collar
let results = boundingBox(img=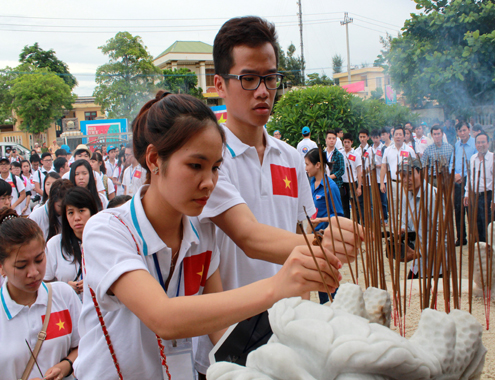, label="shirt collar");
[129,186,199,256]
[1,281,48,320]
[221,124,281,158]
